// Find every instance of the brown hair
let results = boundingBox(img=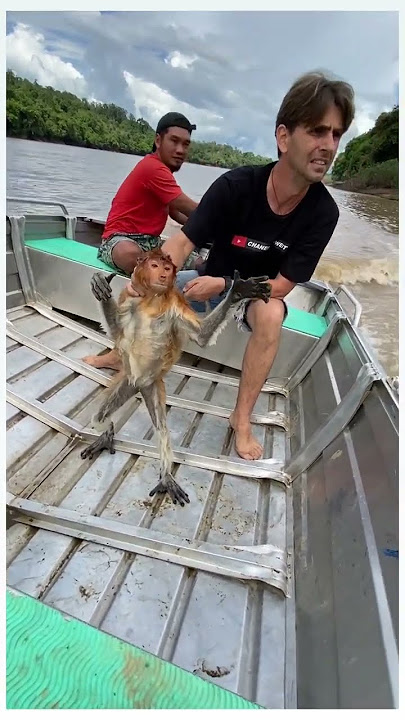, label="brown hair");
[276,71,355,138]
